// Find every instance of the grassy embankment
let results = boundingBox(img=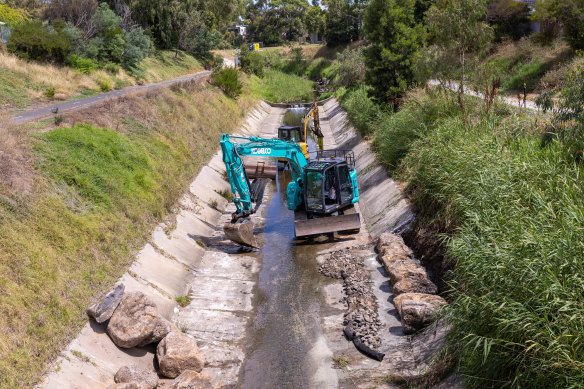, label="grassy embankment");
[337,85,584,388]
[467,38,578,96]
[249,69,316,102]
[0,76,259,388]
[0,50,203,112]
